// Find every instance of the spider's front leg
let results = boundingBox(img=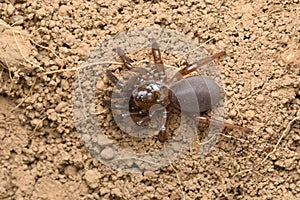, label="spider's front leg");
[151,39,166,82]
[104,48,136,92]
[104,46,142,100]
[171,51,225,82]
[116,48,133,69]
